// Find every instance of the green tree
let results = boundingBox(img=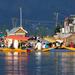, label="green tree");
[38,26,47,37]
[0,27,1,32]
[54,26,60,33]
[2,25,7,34]
[34,26,36,37]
